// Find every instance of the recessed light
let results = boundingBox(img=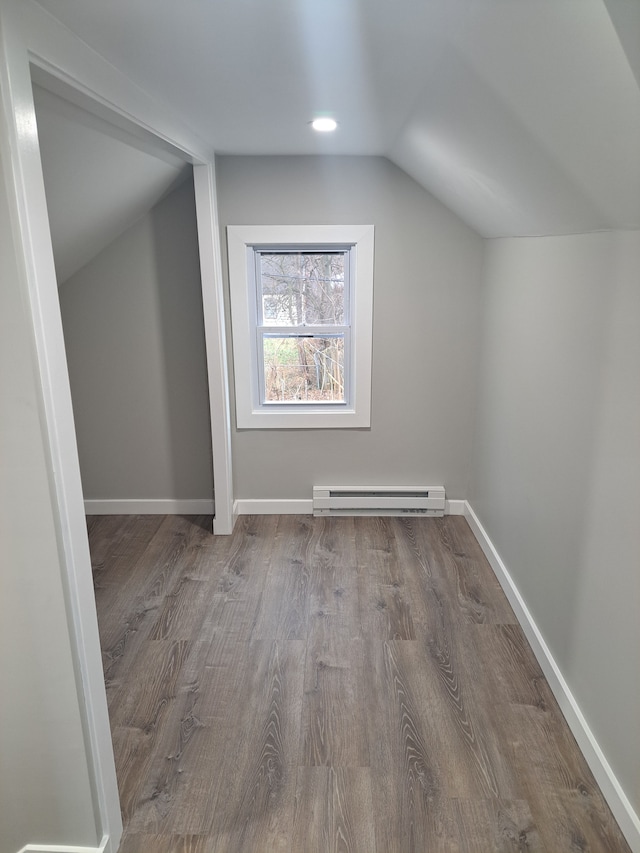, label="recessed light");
[311,117,338,132]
